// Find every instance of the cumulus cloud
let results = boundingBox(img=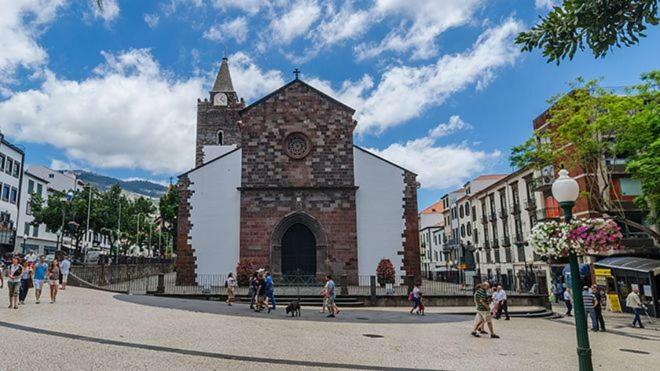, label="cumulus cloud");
[89,0,120,23]
[0,49,283,174]
[309,18,523,134]
[355,0,484,60]
[534,0,558,10]
[204,16,249,43]
[211,0,266,15]
[0,0,66,85]
[366,117,501,190]
[269,0,321,44]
